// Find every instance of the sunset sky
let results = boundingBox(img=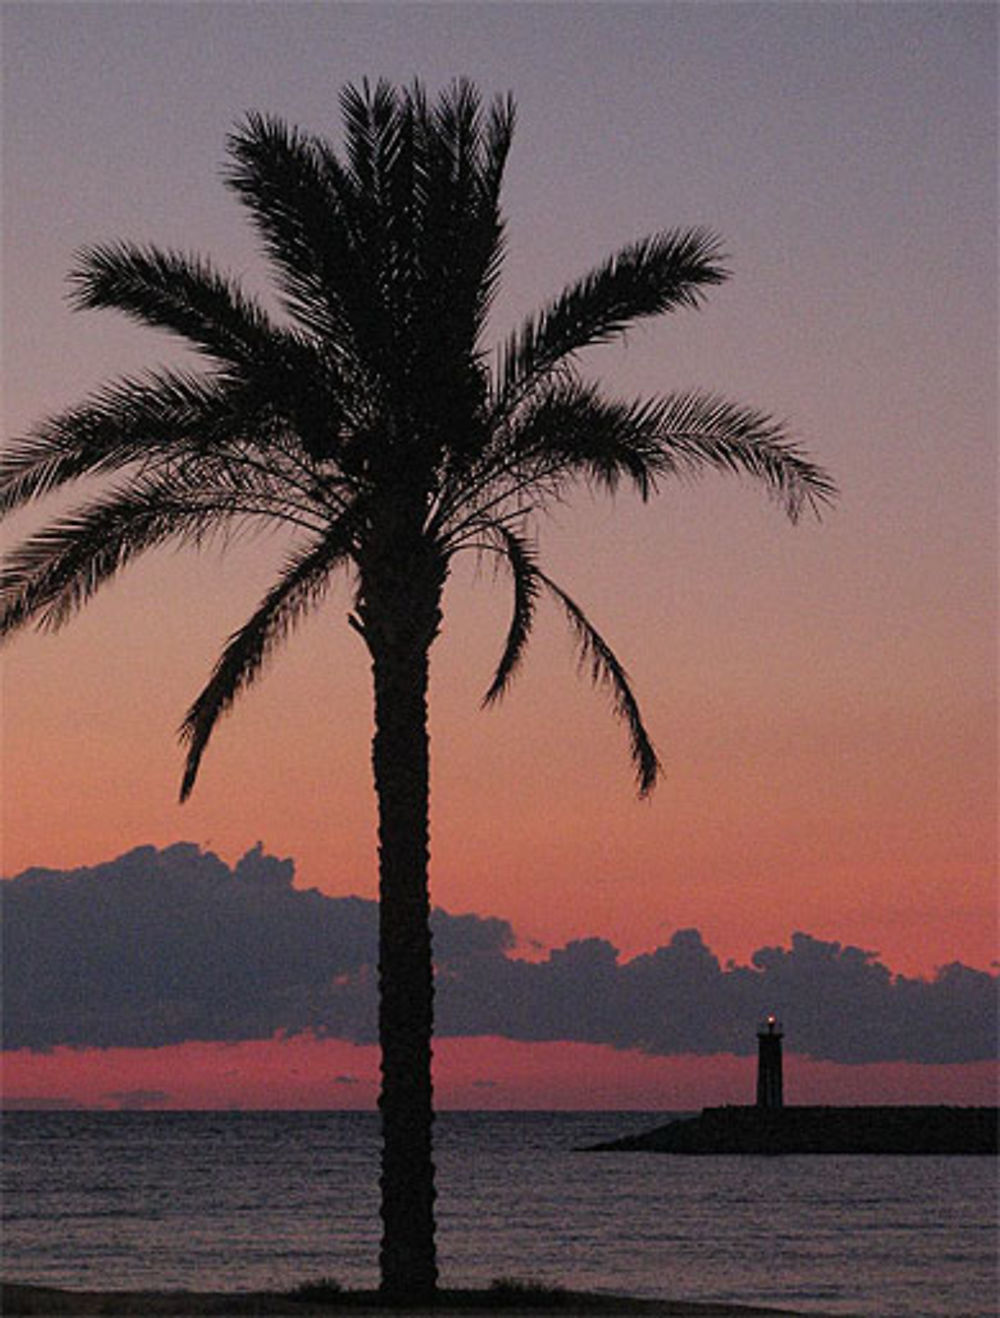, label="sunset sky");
[2,2,996,1109]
